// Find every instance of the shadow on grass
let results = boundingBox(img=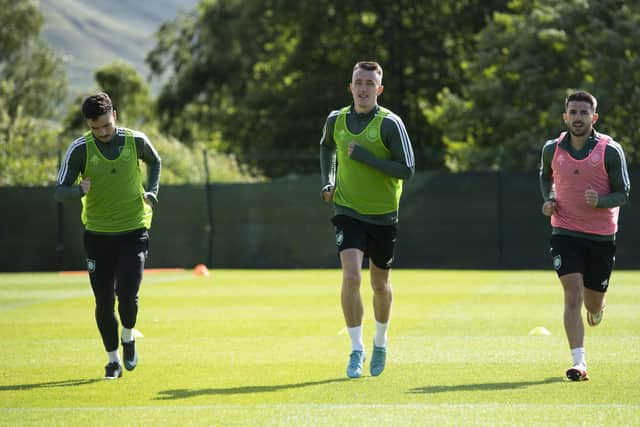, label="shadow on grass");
[156,377,350,400]
[409,377,564,394]
[0,379,102,391]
